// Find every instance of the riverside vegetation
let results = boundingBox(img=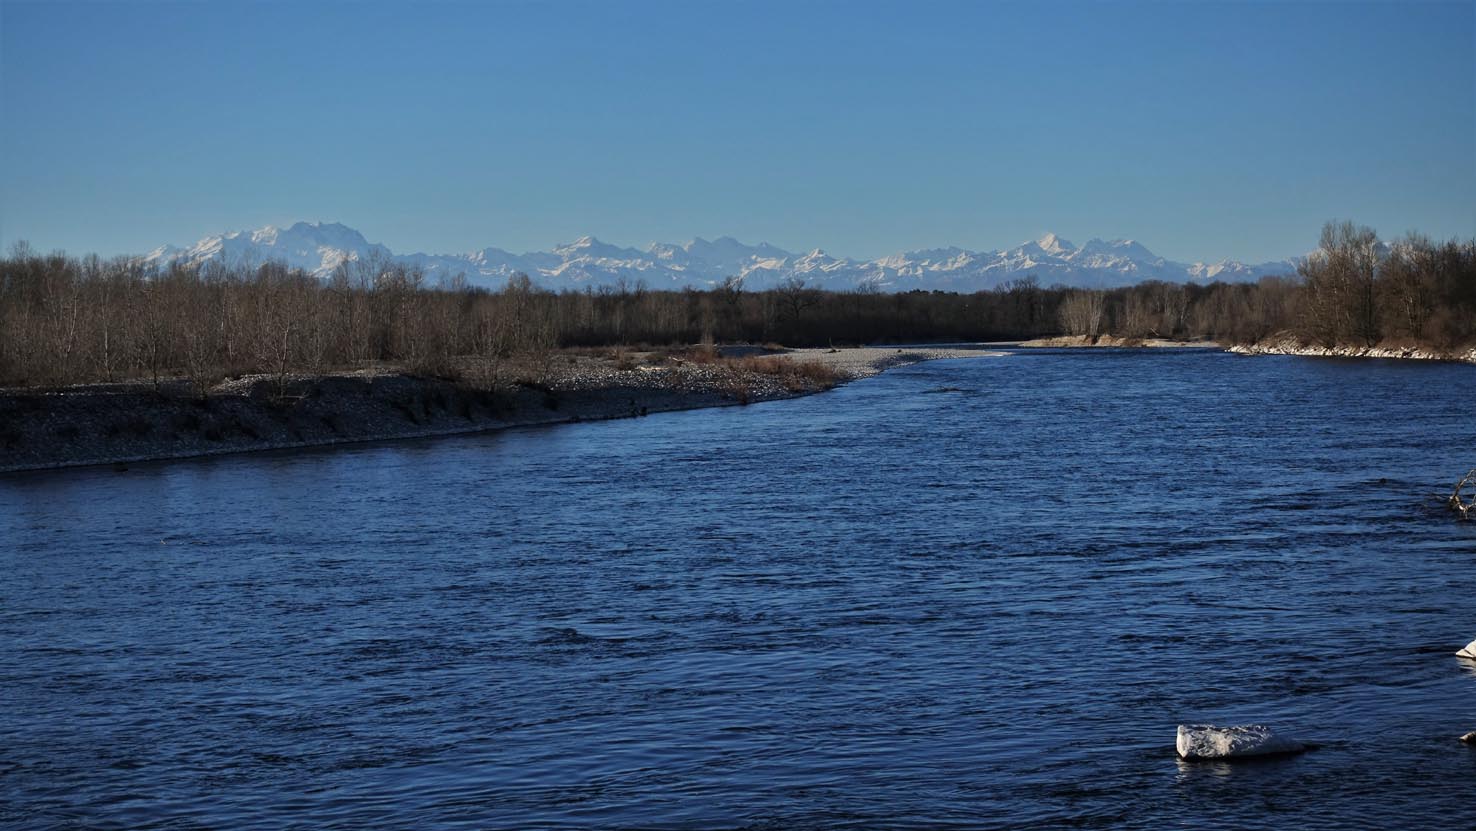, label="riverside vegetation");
[3,222,1474,394]
[6,223,1474,469]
